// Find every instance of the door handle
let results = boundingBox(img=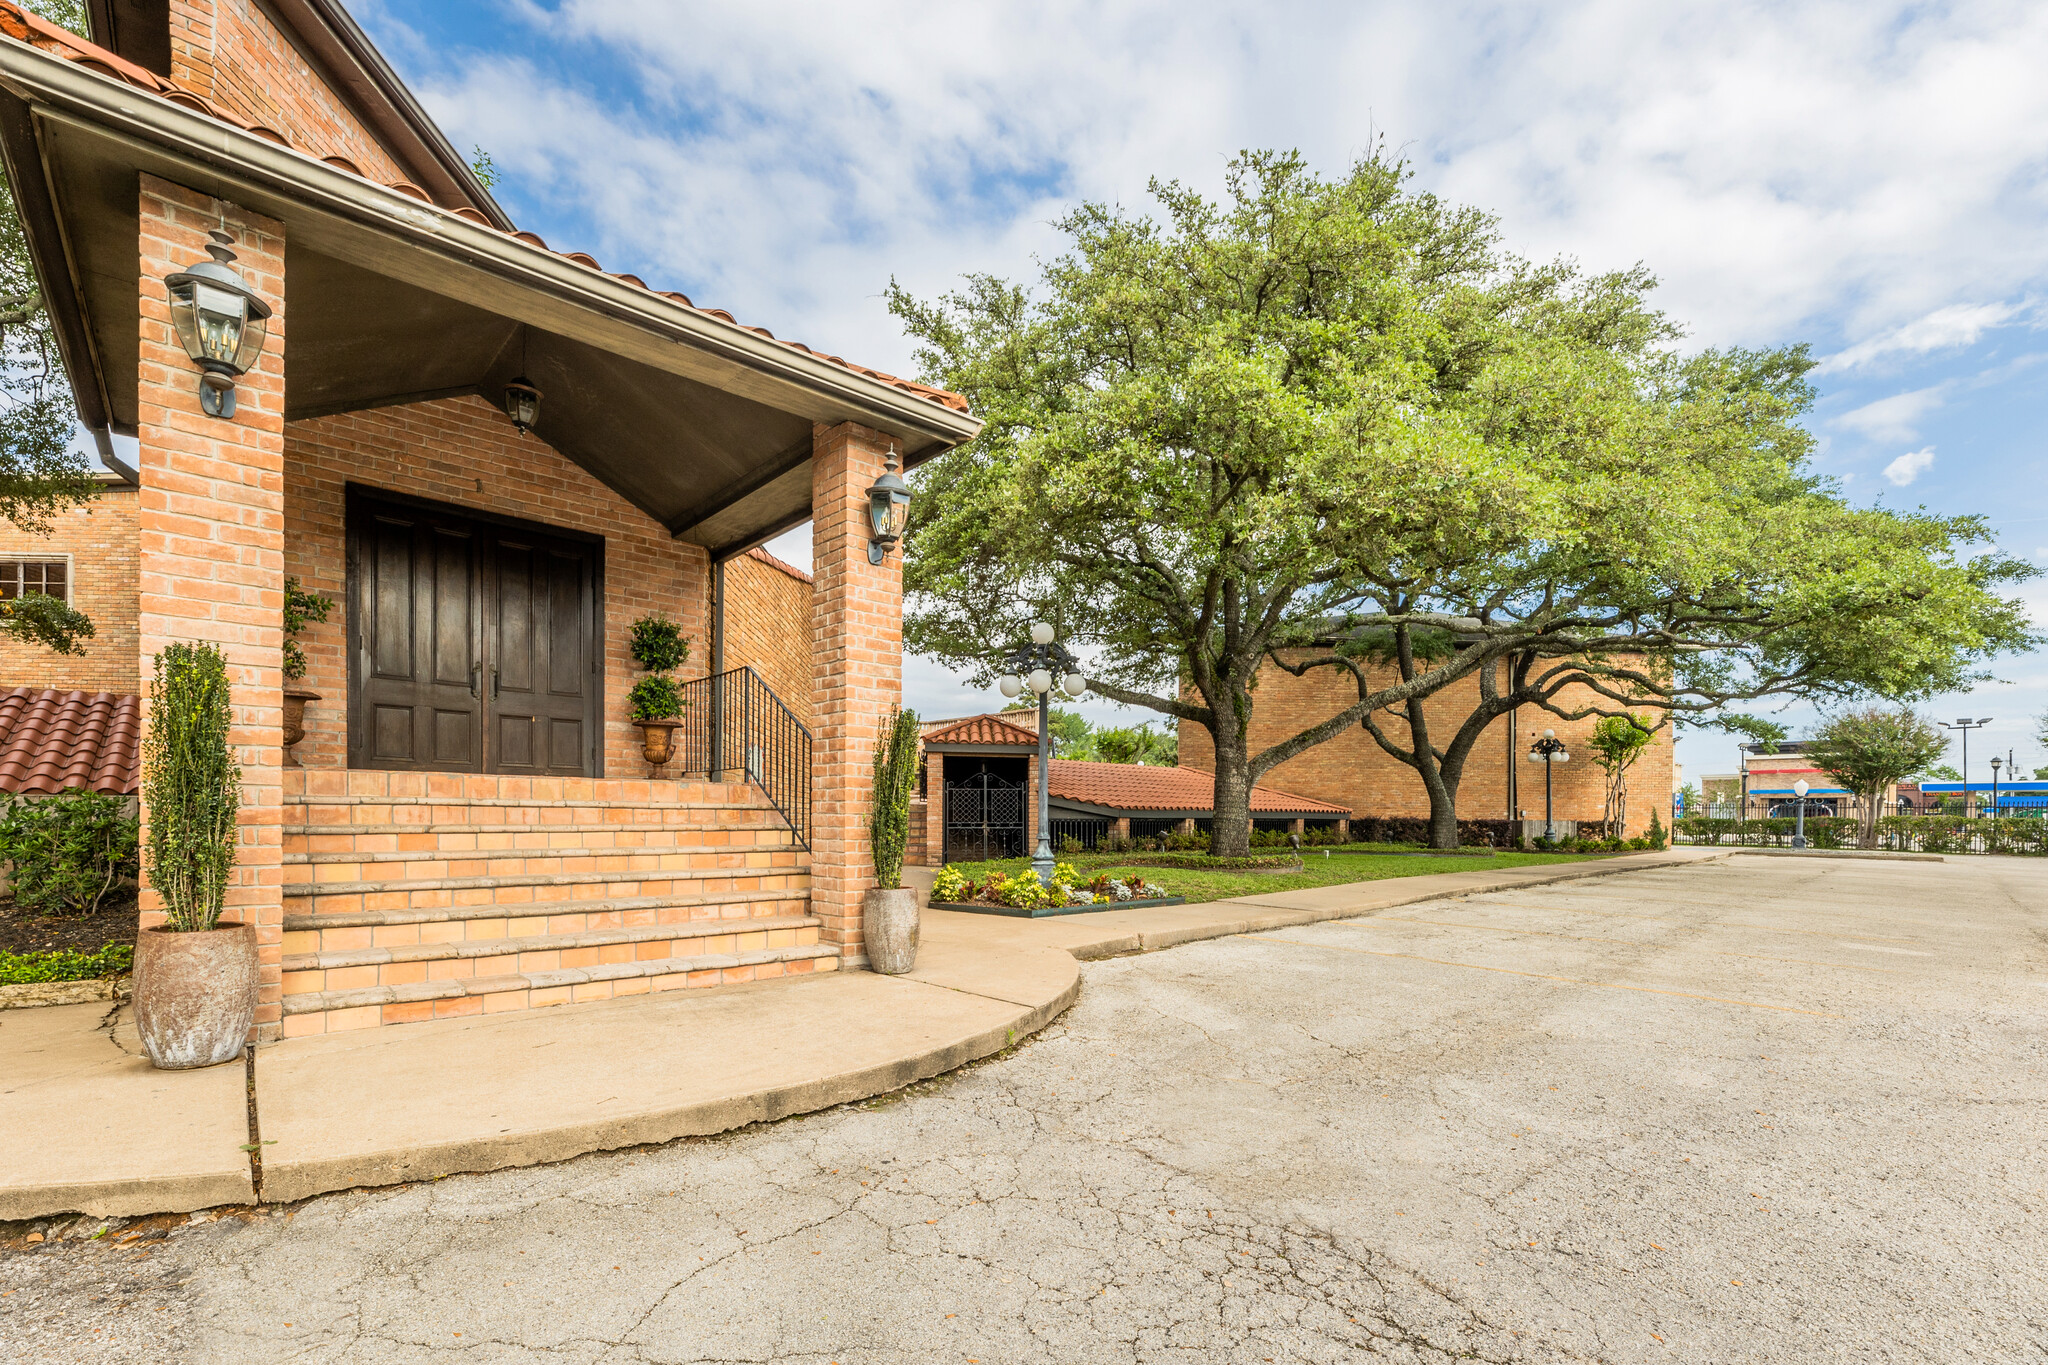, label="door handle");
[470,665,481,700]
[492,667,501,699]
